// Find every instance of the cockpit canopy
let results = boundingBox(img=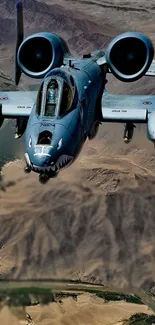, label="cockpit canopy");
[45,79,59,117]
[36,71,76,118]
